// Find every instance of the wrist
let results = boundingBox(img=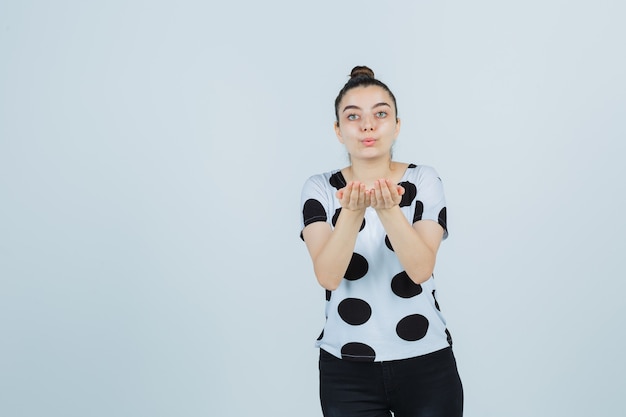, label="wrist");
[341,206,366,216]
[375,204,400,217]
